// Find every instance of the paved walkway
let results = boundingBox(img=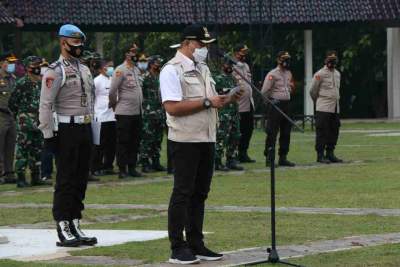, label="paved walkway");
[2,203,400,217]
